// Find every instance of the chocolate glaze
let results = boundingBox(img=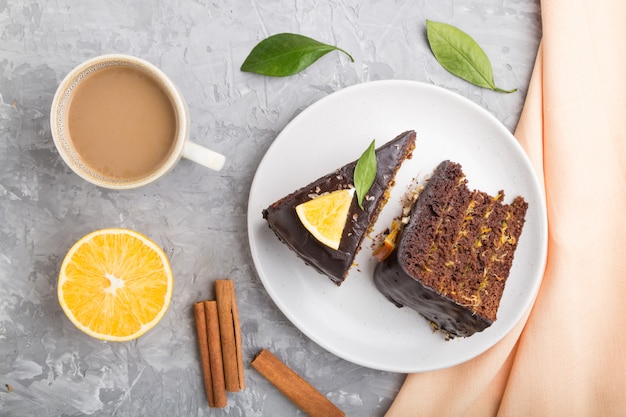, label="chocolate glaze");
[263,131,416,285]
[374,248,492,337]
